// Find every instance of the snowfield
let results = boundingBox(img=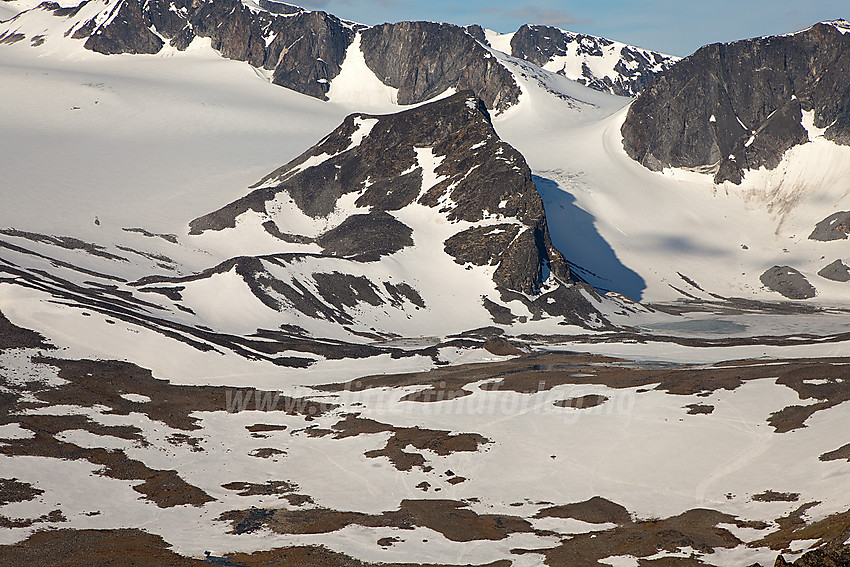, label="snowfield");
[1,11,850,567]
